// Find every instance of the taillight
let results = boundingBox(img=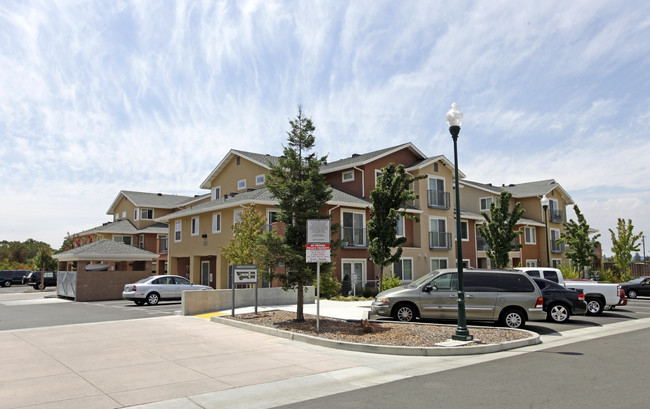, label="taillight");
[619,289,625,298]
[578,293,585,301]
[535,297,543,309]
